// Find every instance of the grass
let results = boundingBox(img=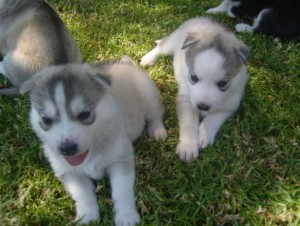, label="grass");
[0,0,299,225]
